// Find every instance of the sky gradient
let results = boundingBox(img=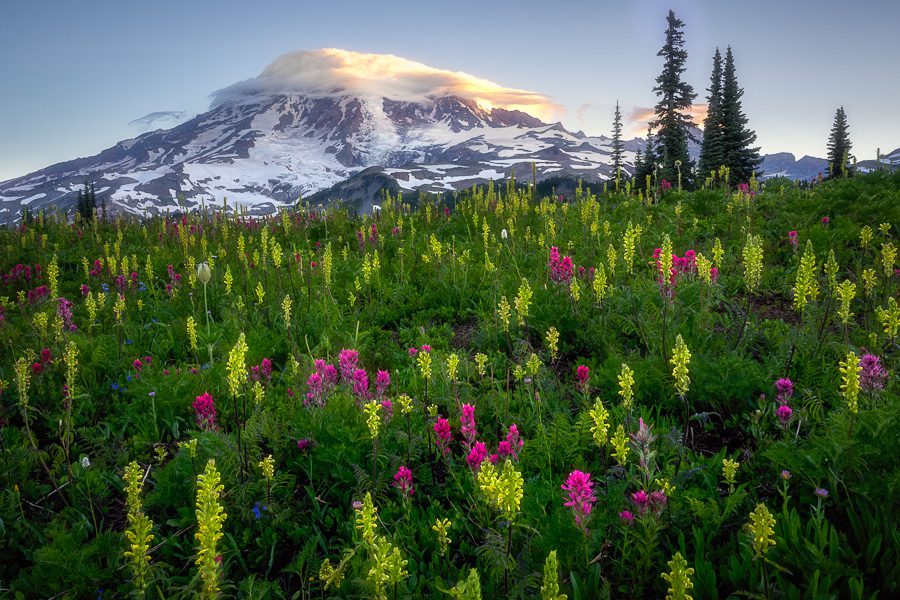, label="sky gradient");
[1,0,898,181]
